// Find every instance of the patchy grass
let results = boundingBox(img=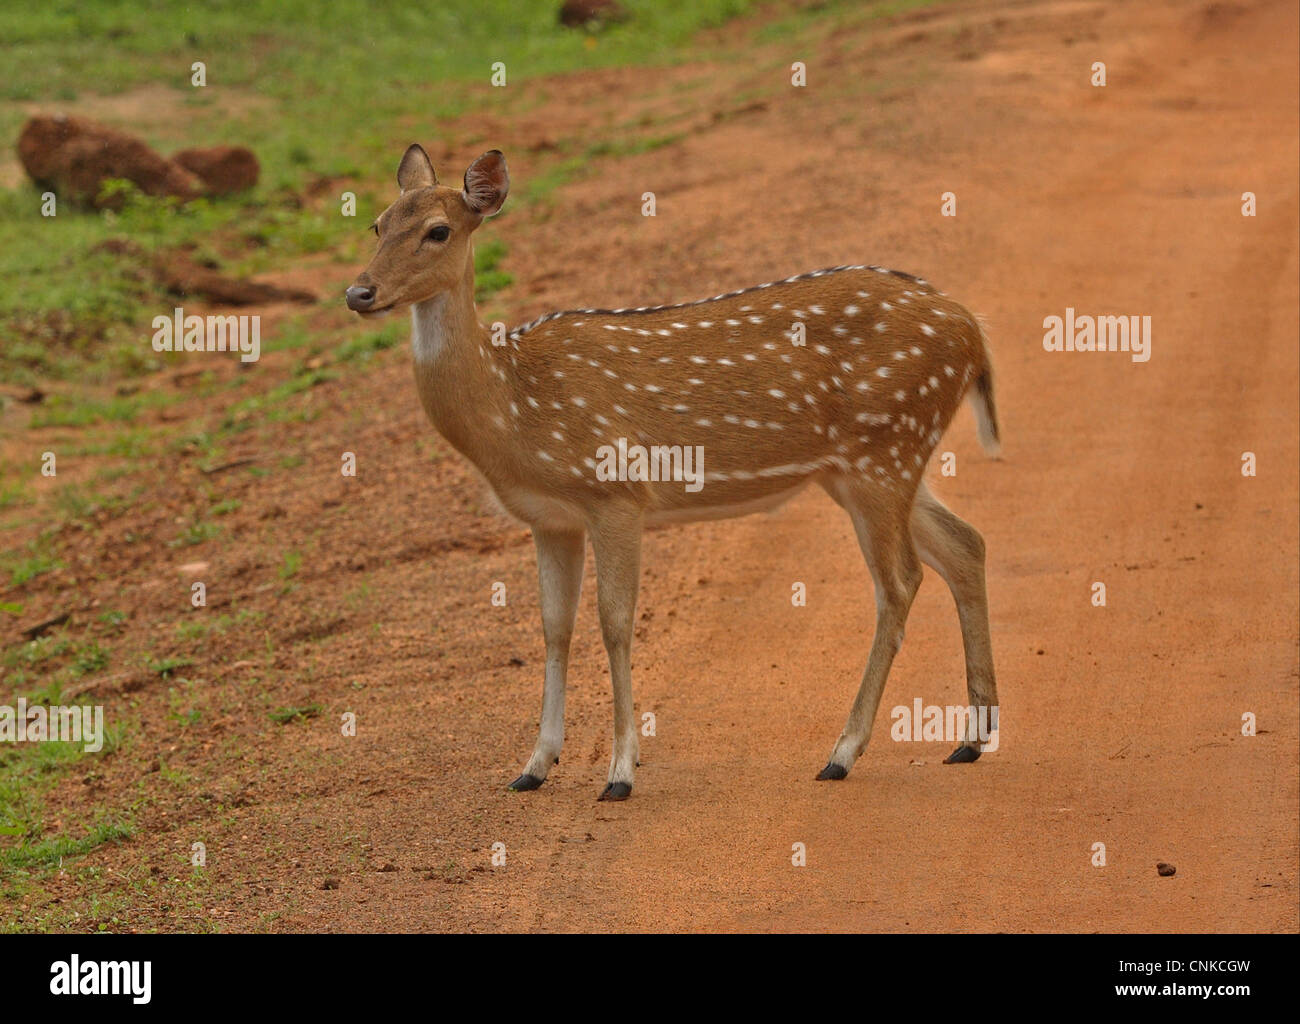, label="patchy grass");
[28,386,180,428]
[269,703,323,725]
[168,520,222,548]
[72,642,110,675]
[0,480,33,511]
[0,686,131,888]
[147,656,194,679]
[1,819,136,872]
[335,321,404,364]
[0,0,769,385]
[278,550,302,581]
[0,2,759,110]
[473,239,513,304]
[3,534,62,586]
